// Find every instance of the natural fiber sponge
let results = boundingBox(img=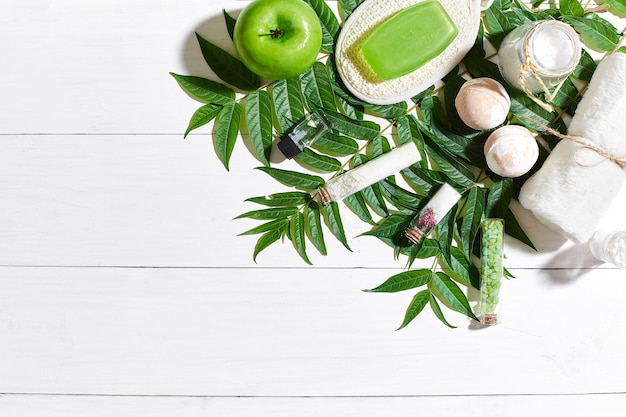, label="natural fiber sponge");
[484,125,539,177]
[335,0,482,105]
[455,78,511,131]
